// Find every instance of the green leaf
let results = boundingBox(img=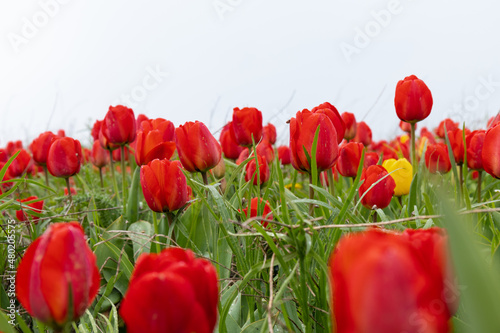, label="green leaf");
[0,311,15,333]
